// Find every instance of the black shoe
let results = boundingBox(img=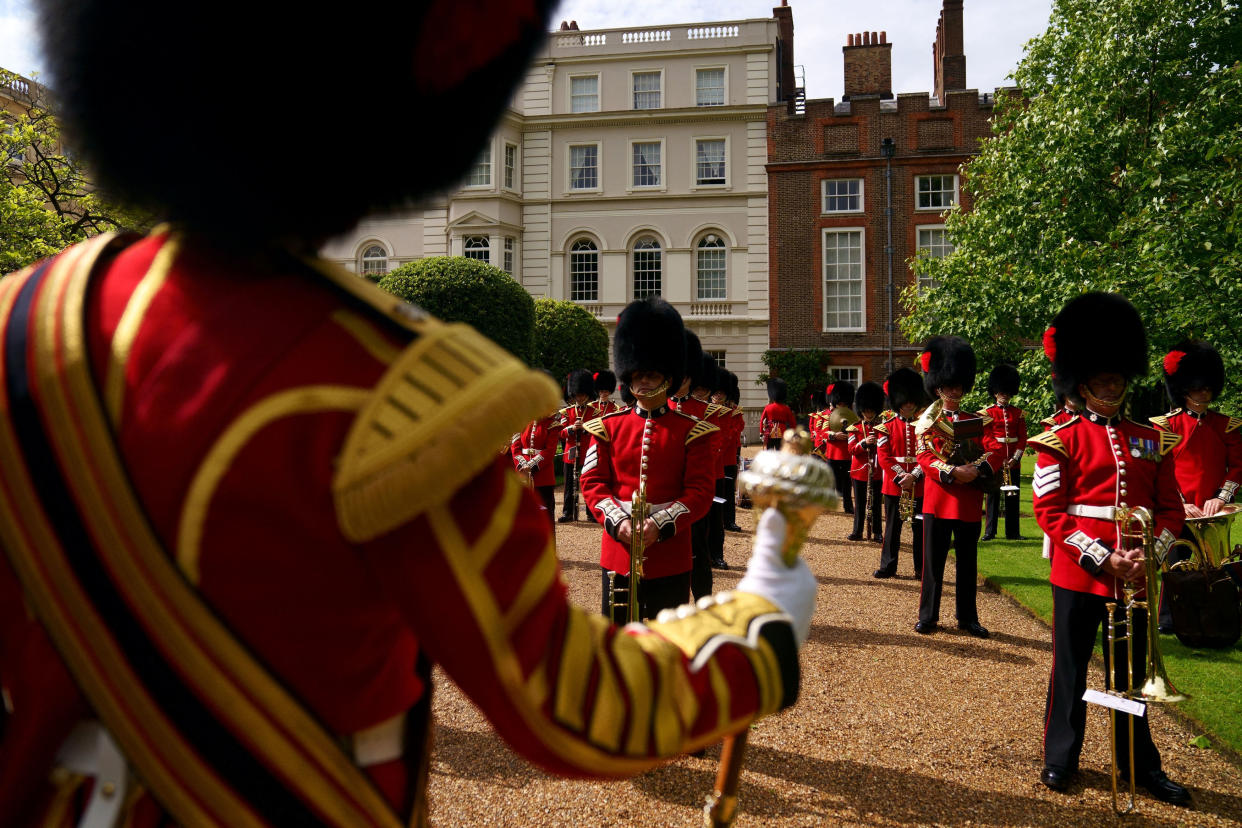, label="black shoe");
[981,534,996,542]
[725,524,743,532]
[1040,767,1072,792]
[914,621,937,635]
[846,533,863,541]
[873,569,895,579]
[843,509,854,515]
[556,515,574,523]
[959,621,990,638]
[711,559,729,570]
[1137,770,1192,806]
